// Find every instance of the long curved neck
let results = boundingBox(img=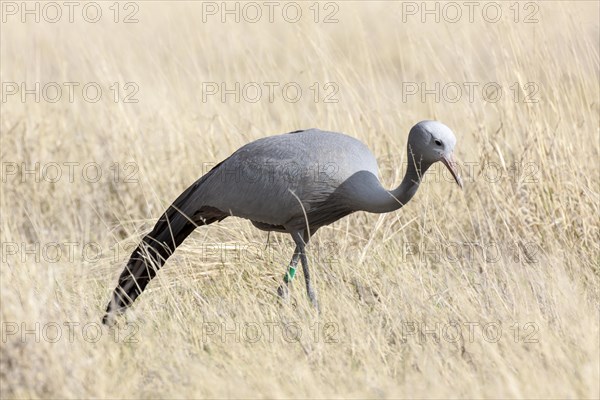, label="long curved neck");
[353,159,431,214]
[389,160,426,209]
